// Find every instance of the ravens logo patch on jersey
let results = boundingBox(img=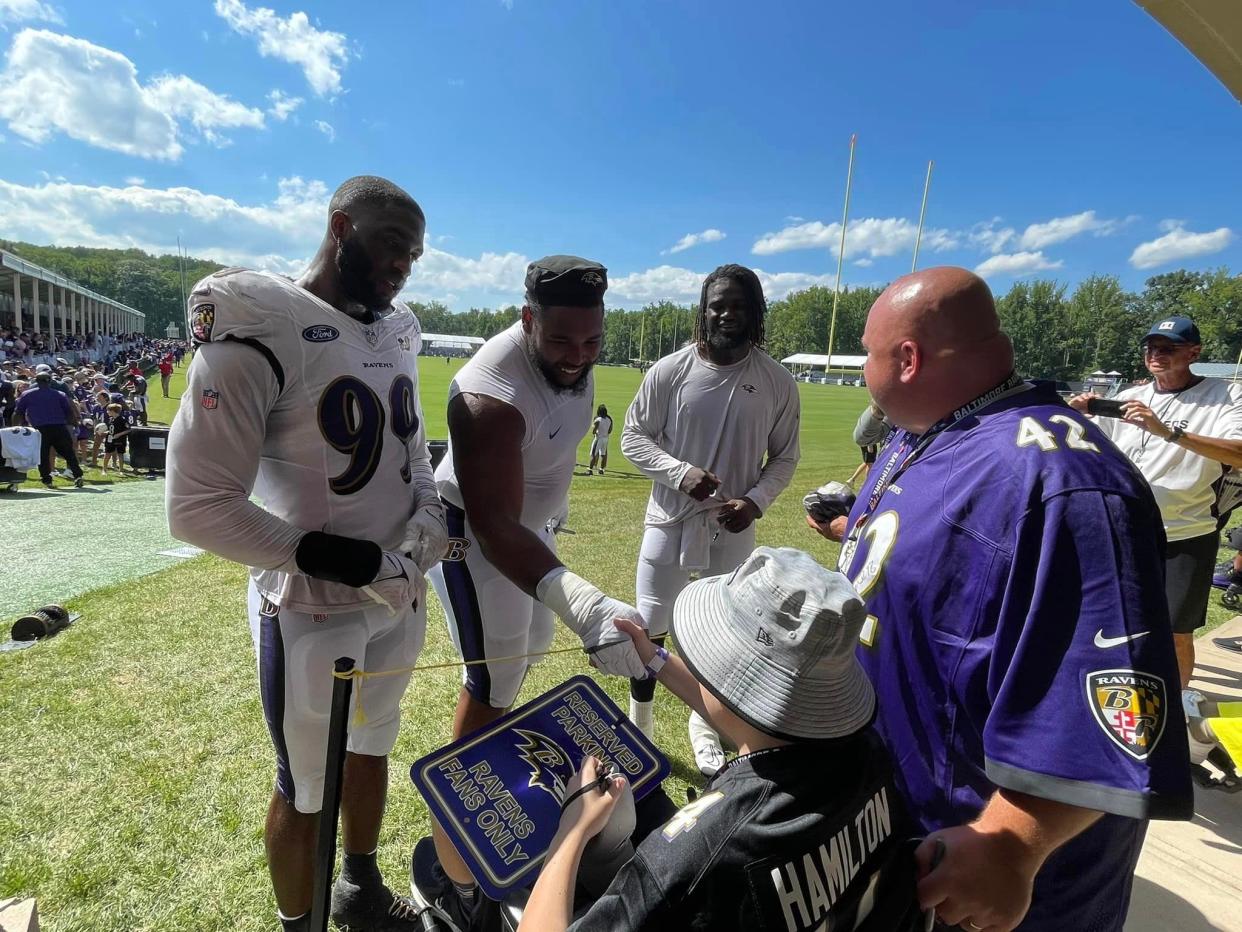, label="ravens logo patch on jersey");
[1086,669,1167,760]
